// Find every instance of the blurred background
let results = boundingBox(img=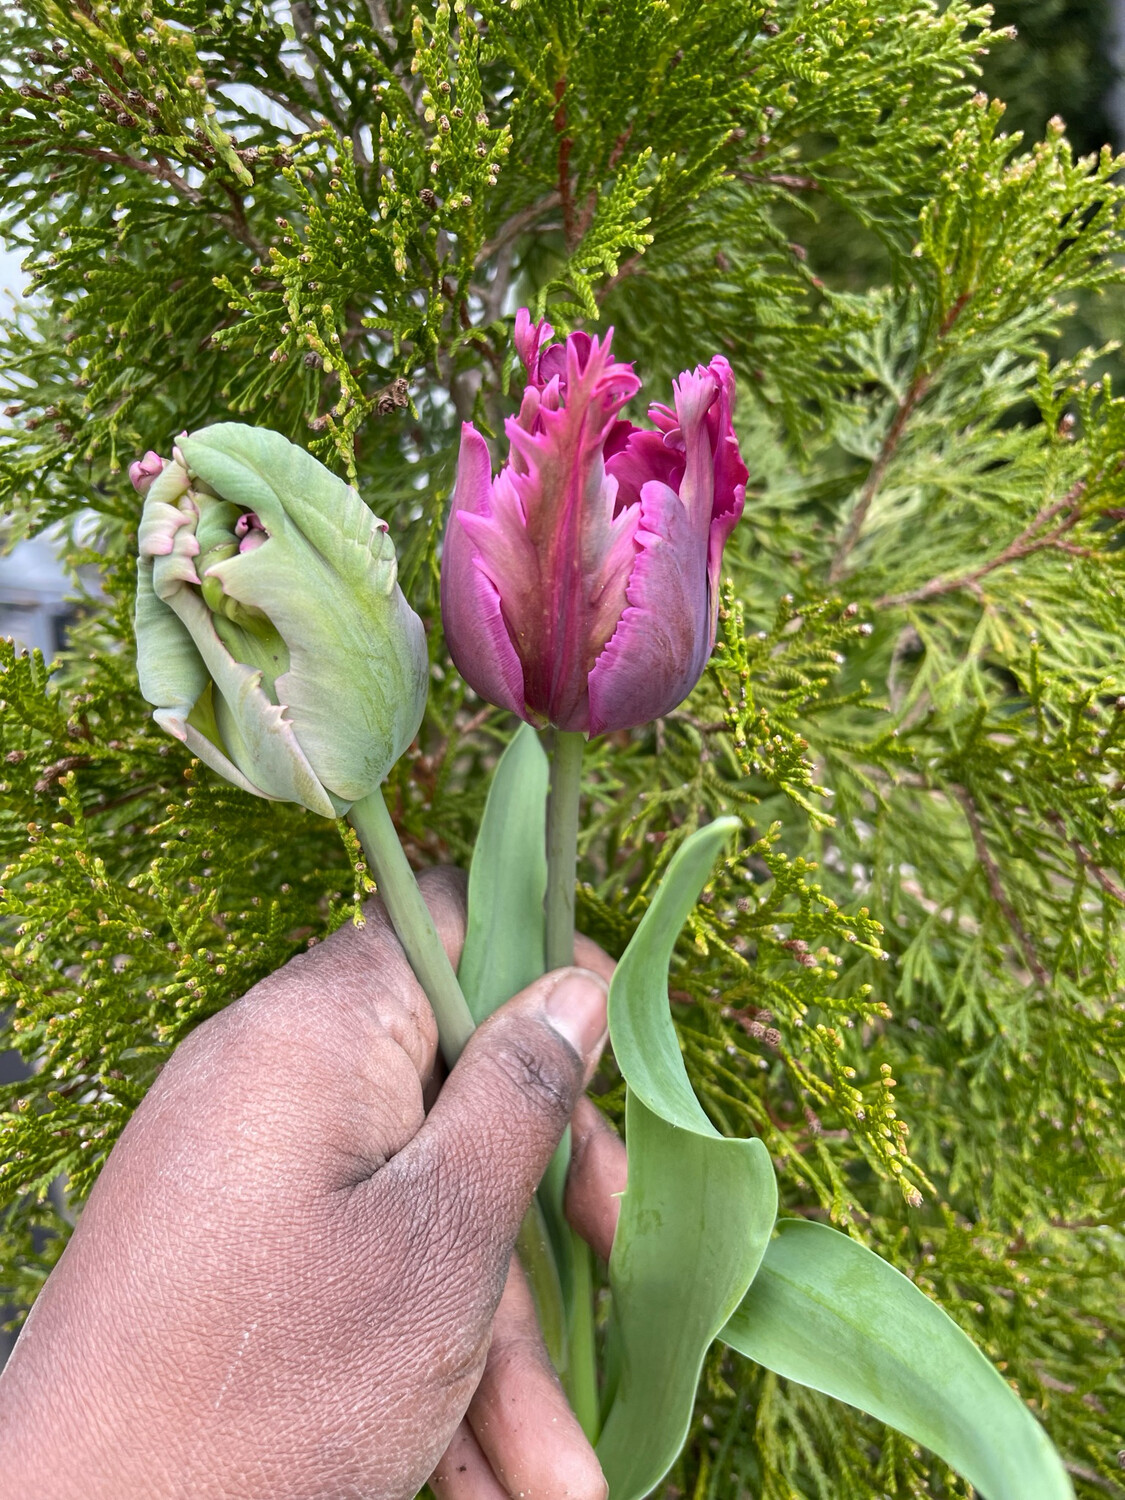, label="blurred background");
[992,0,1123,156]
[1,0,1125,1370]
